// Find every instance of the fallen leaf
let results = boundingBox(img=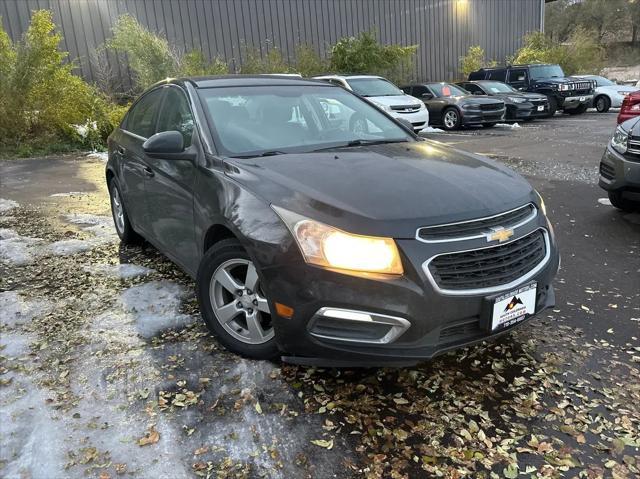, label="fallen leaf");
[138,426,160,446]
